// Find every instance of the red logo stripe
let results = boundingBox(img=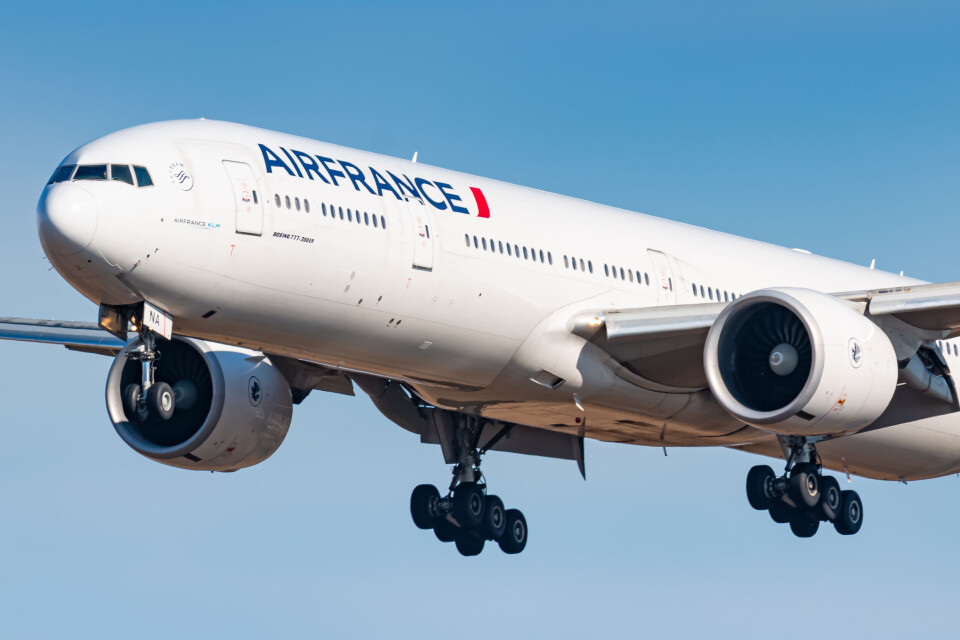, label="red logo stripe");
[470,187,490,218]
